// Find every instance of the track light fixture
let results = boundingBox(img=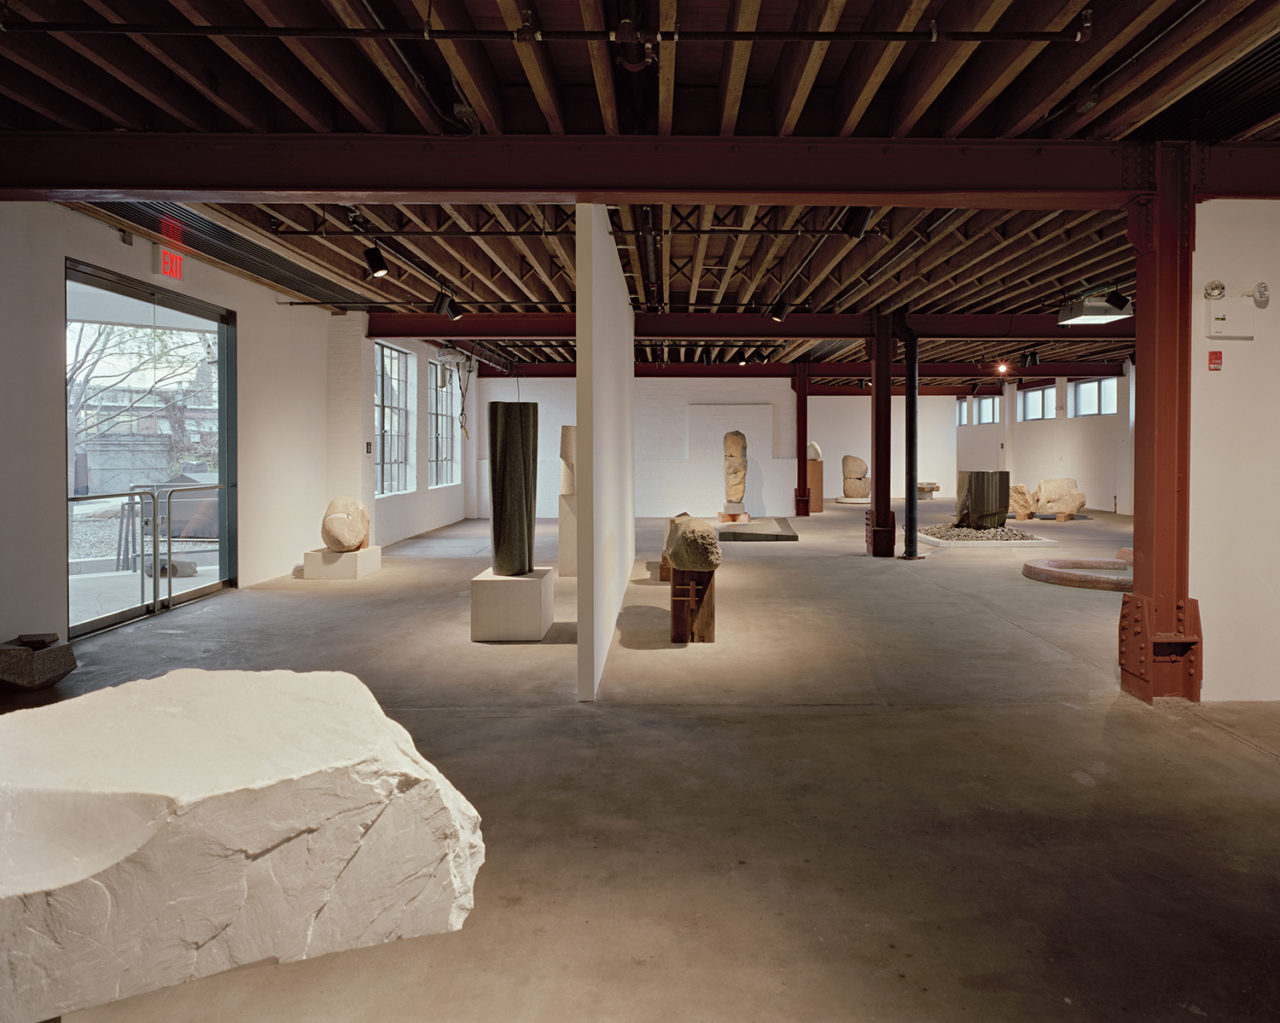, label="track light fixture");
[842,206,874,239]
[1058,287,1133,325]
[432,291,463,321]
[1022,350,1040,368]
[363,243,389,279]
[767,301,788,323]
